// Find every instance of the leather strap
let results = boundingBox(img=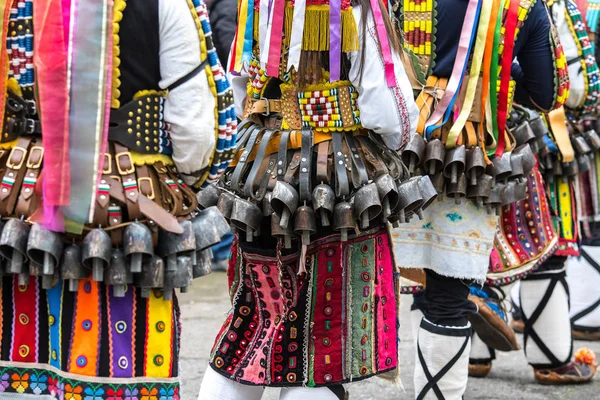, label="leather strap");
[548,108,575,162]
[244,129,276,200]
[332,131,349,197]
[247,98,282,115]
[167,166,197,215]
[316,141,330,184]
[15,138,43,218]
[106,177,183,234]
[167,59,209,91]
[256,154,277,200]
[284,150,301,185]
[277,129,292,181]
[114,143,142,220]
[0,136,32,216]
[299,128,313,202]
[154,161,183,216]
[346,134,368,187]
[230,125,263,194]
[356,135,388,178]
